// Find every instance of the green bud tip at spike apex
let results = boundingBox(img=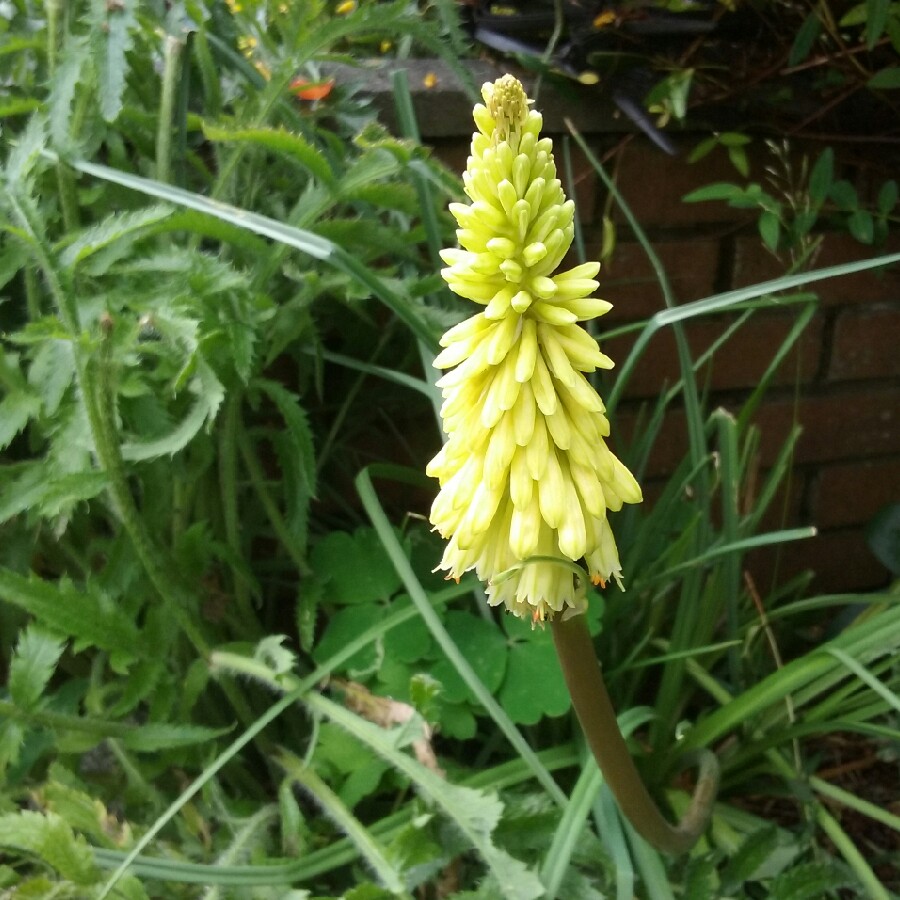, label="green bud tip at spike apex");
[427,75,642,624]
